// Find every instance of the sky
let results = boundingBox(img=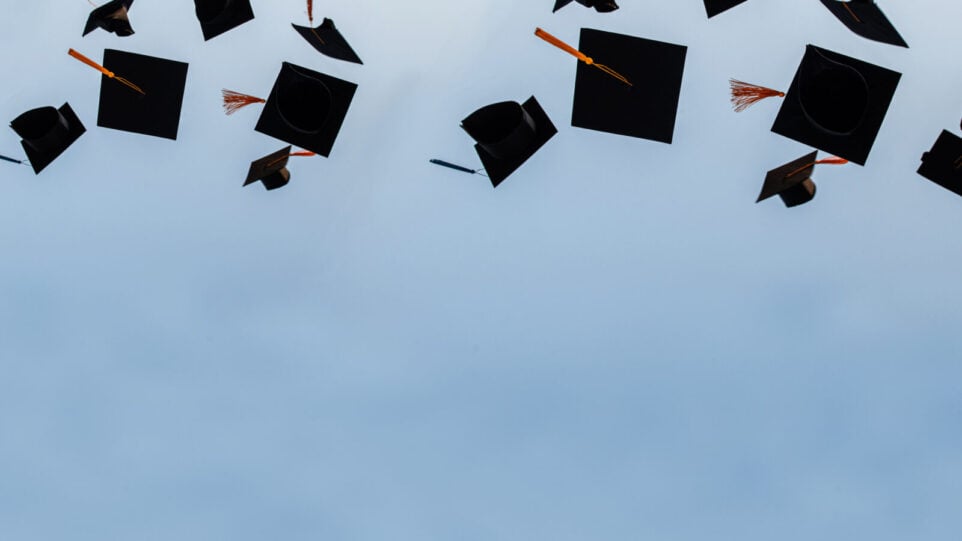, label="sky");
[1,1,961,539]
